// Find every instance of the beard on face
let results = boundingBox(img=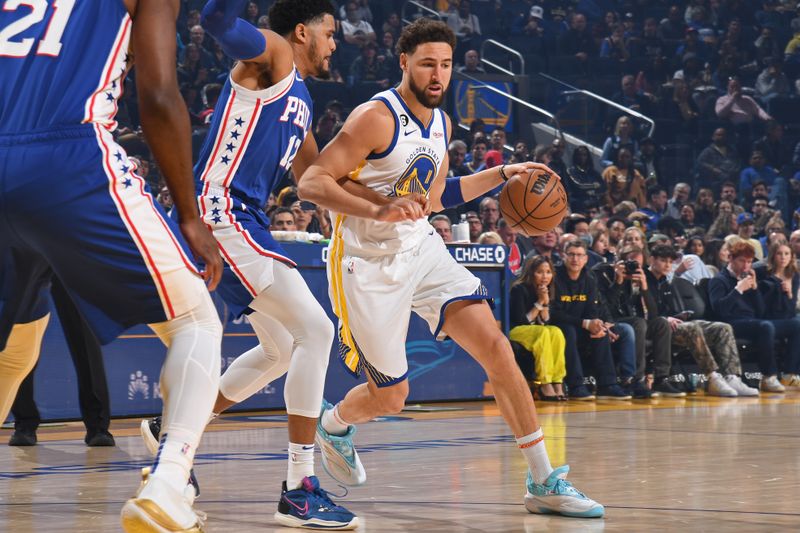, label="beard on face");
[308,39,331,80]
[409,71,445,108]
